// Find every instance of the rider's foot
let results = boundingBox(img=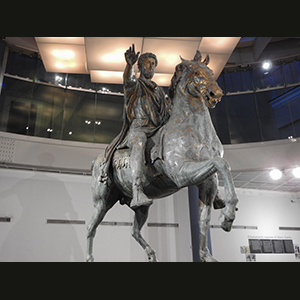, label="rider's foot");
[131,184,153,208]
